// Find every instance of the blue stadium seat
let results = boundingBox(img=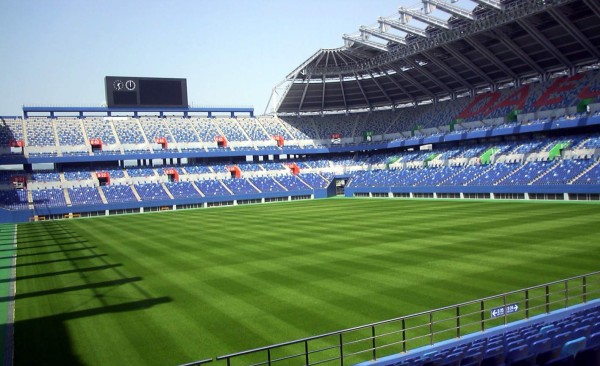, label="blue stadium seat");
[574,344,600,366]
[505,344,529,364]
[552,332,573,348]
[587,332,600,348]
[544,354,574,366]
[571,325,591,339]
[481,346,505,366]
[530,338,552,356]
